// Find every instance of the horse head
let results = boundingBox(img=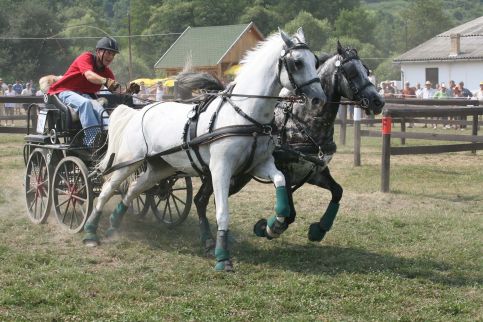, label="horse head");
[332,41,384,115]
[278,28,326,107]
